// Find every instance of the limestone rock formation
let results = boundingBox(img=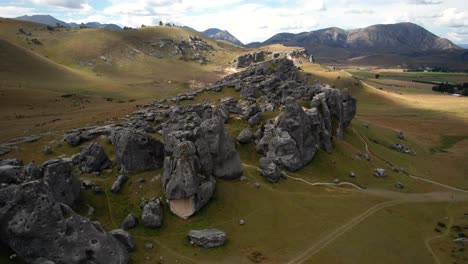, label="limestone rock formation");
[188,229,226,248]
[77,142,112,173]
[141,198,163,228]
[161,103,242,218]
[111,128,164,173]
[0,181,129,264]
[42,159,80,208]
